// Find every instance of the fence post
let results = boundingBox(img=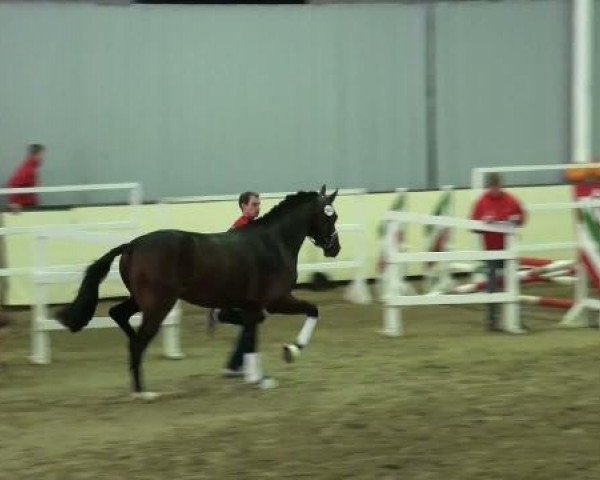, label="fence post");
[30,234,51,364]
[381,220,403,337]
[502,231,524,334]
